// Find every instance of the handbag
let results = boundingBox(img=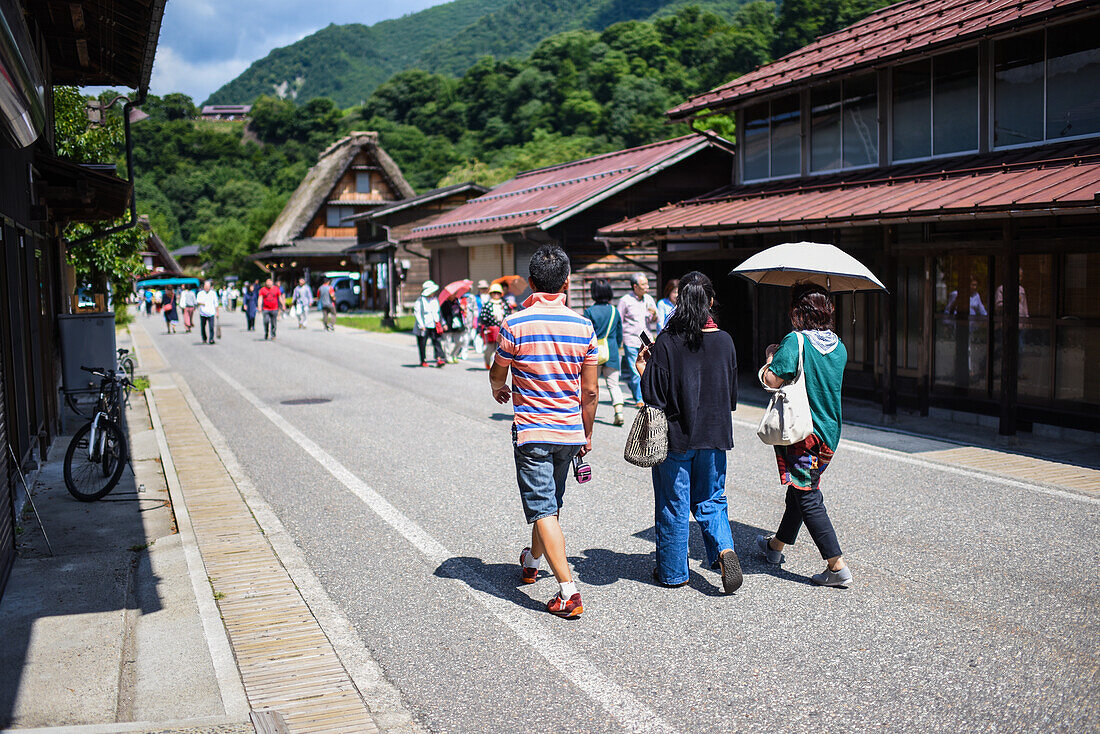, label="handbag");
[595,308,616,365]
[756,332,814,446]
[624,405,668,467]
